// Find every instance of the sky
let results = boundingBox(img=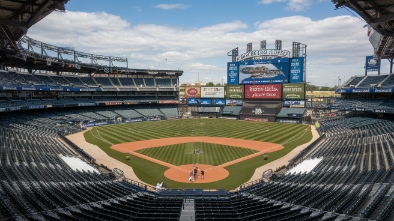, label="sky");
[27,0,389,87]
